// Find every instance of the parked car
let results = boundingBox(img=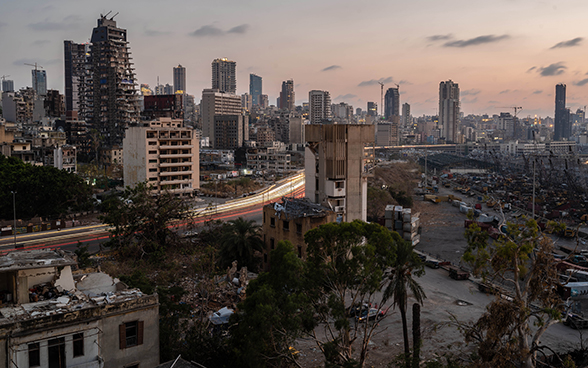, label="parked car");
[347,303,369,317]
[425,259,440,269]
[357,308,386,322]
